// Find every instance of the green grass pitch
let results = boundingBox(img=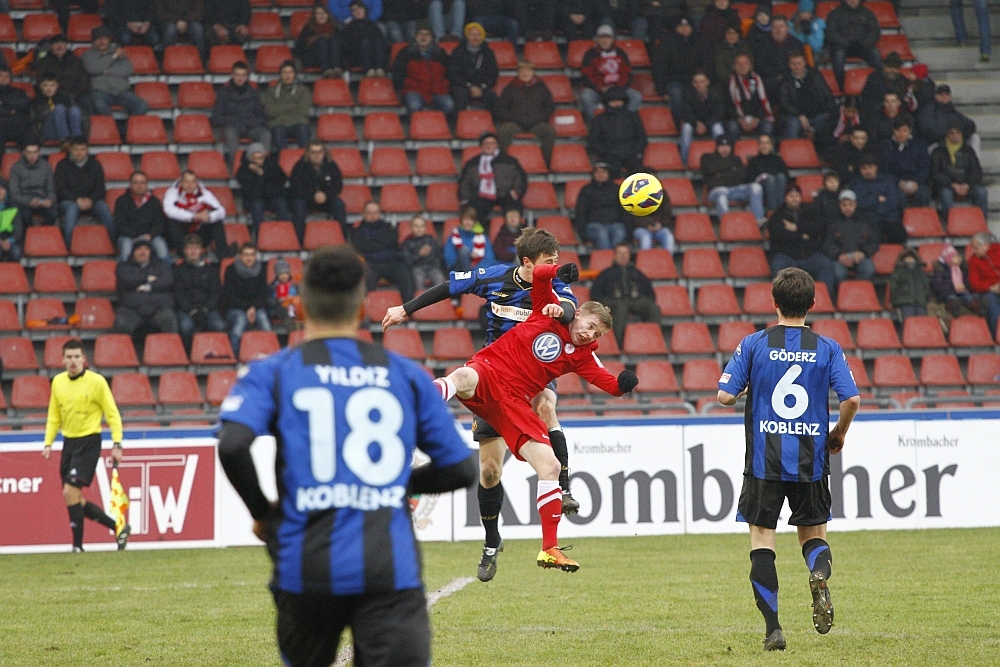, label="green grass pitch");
[1,528,997,666]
